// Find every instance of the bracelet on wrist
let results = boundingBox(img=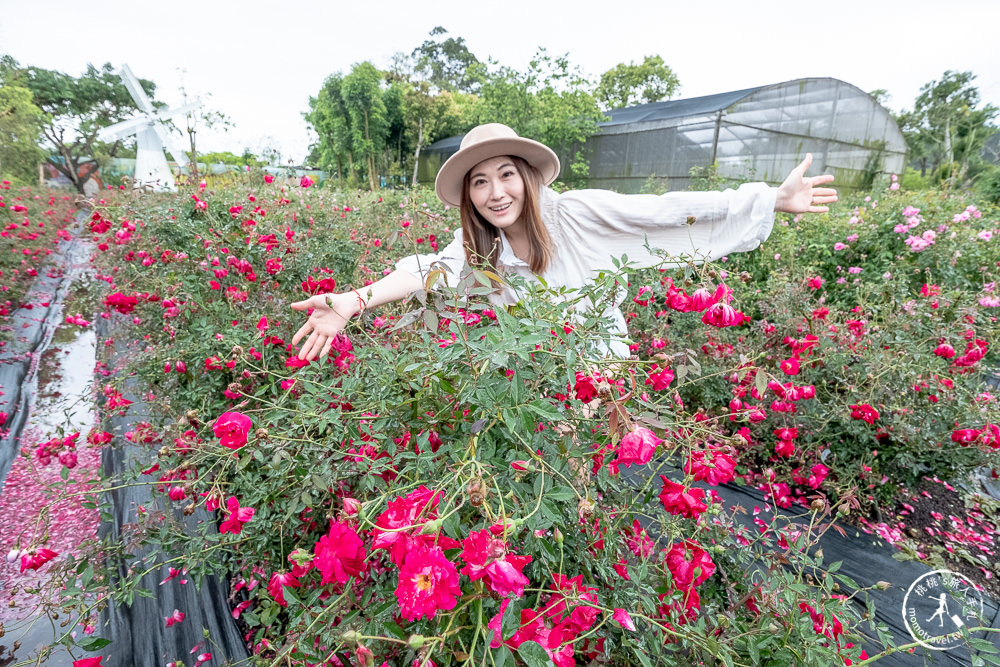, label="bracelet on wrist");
[352,289,367,314]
